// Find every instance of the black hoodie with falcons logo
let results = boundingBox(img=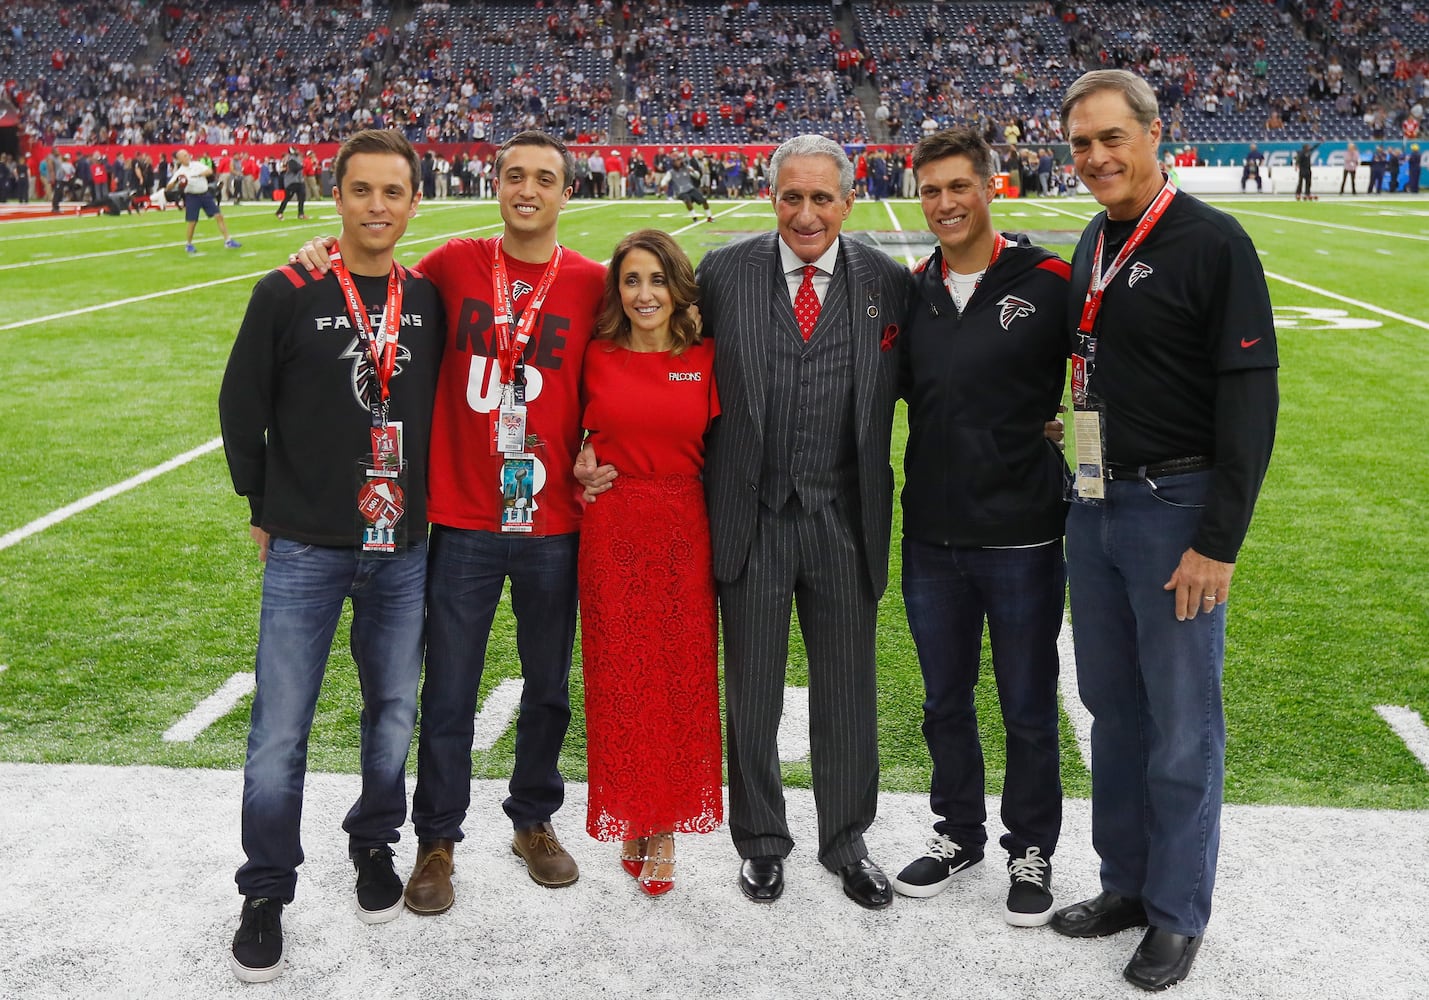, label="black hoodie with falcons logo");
[897,233,1071,548]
